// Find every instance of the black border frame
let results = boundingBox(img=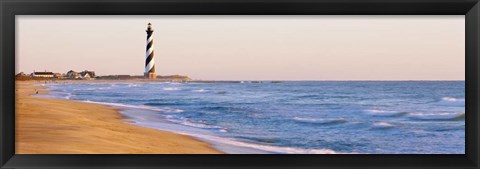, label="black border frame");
[1,0,479,168]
